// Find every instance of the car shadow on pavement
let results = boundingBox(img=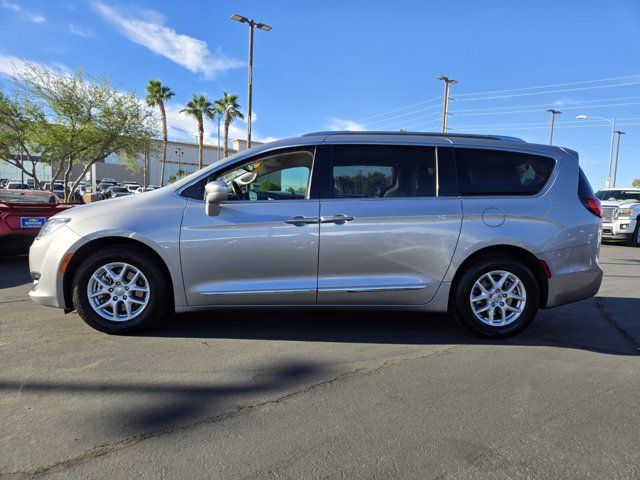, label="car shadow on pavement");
[0,360,330,439]
[143,298,640,356]
[0,254,31,288]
